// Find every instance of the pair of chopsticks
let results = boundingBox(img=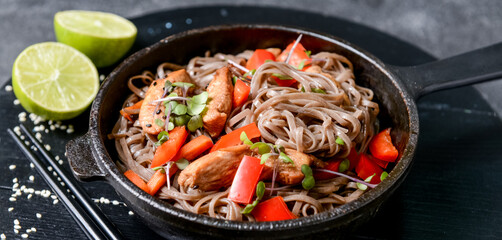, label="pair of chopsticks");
[7,124,124,240]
